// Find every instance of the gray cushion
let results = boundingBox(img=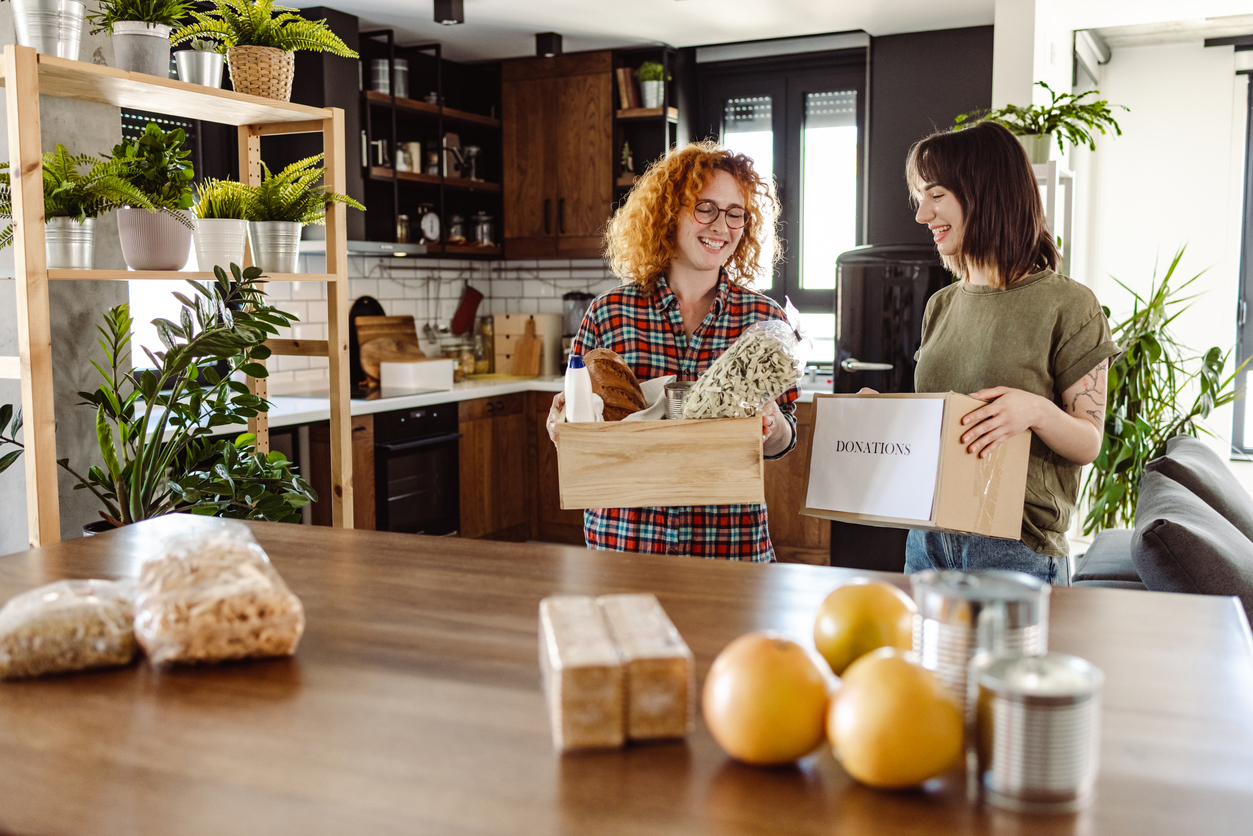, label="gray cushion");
[1073,528,1138,582]
[1072,579,1148,590]
[1146,436,1253,541]
[1132,471,1253,622]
